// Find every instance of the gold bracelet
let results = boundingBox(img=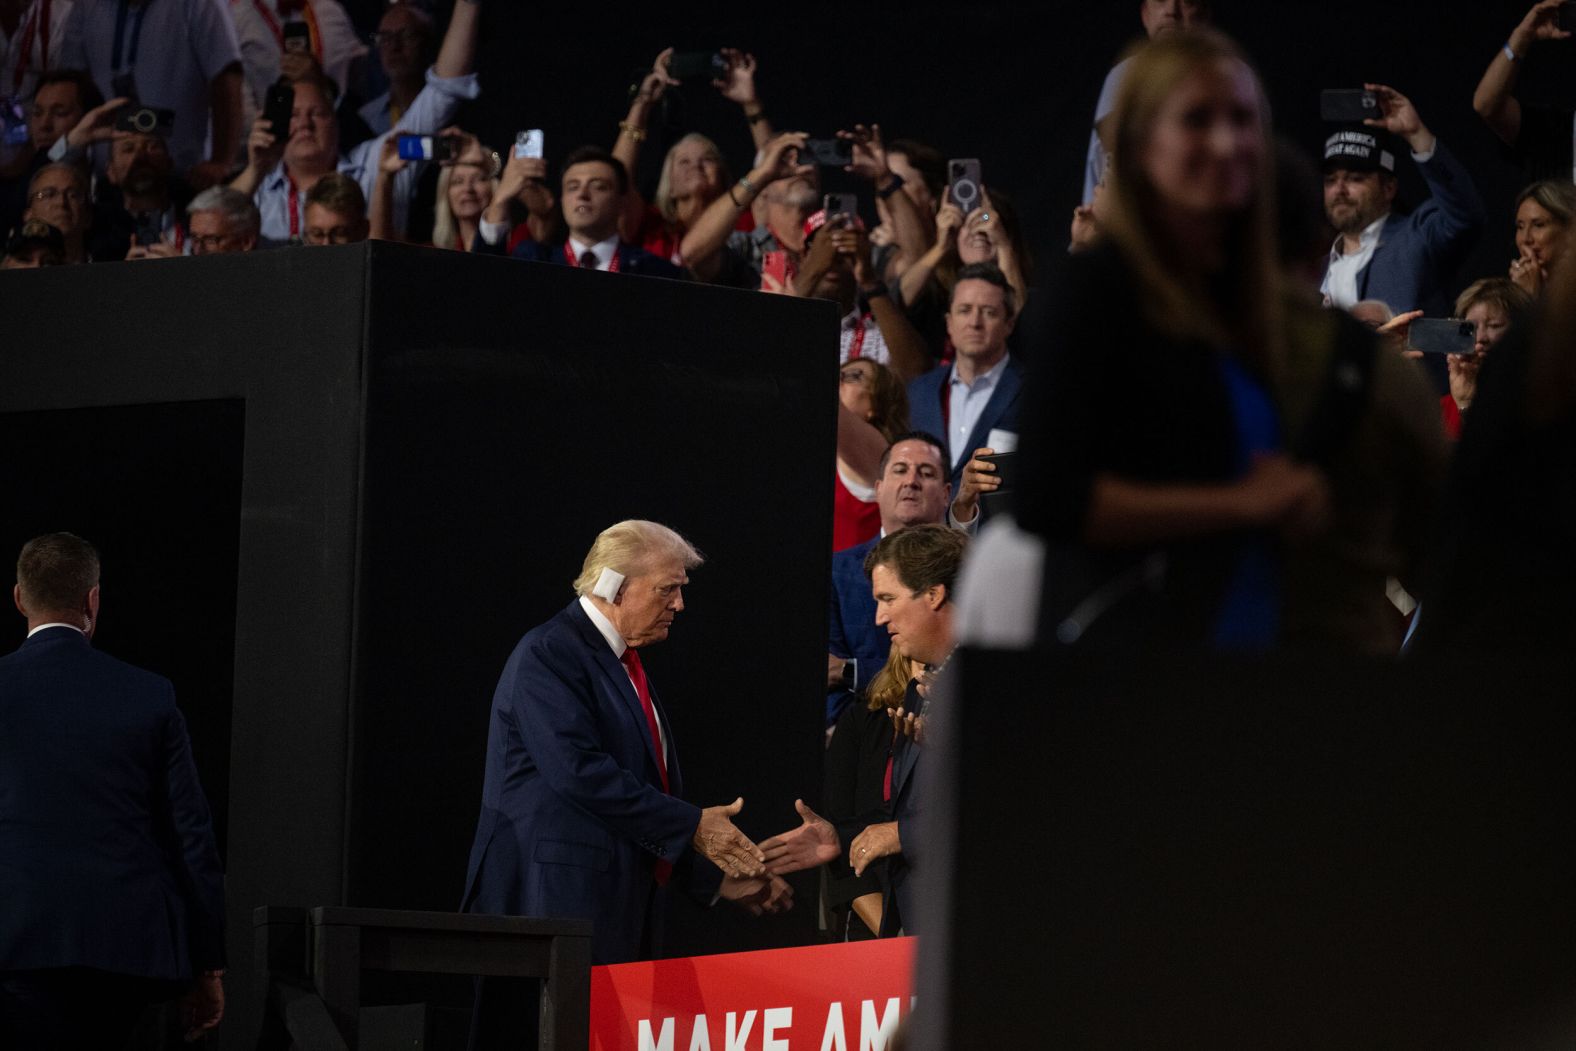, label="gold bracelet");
[618,121,647,142]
